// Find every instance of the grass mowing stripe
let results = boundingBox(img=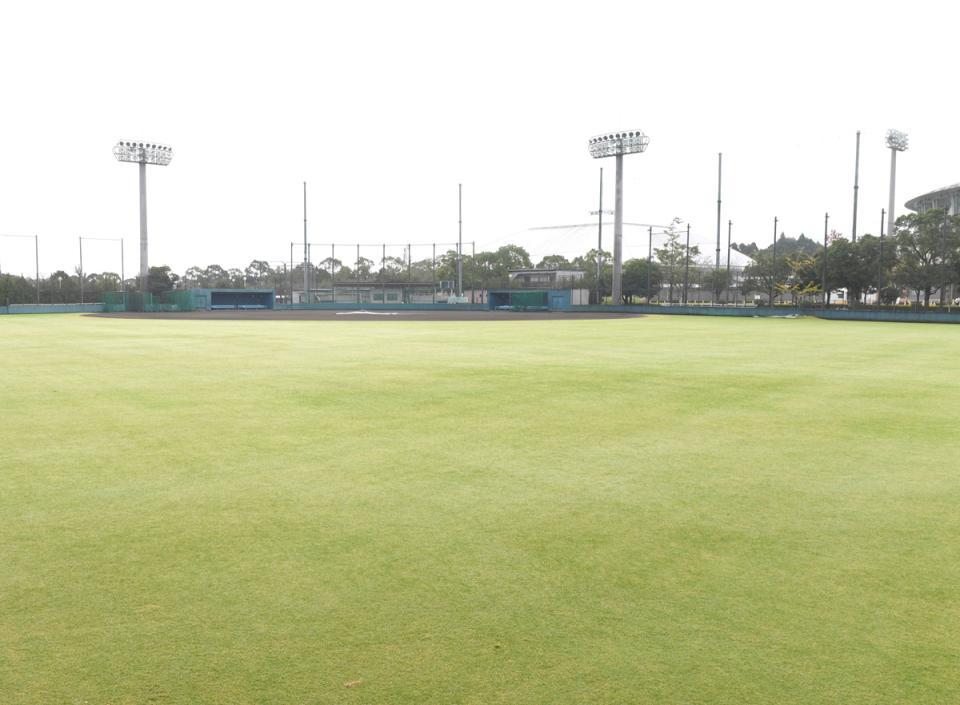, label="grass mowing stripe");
[1,314,958,704]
